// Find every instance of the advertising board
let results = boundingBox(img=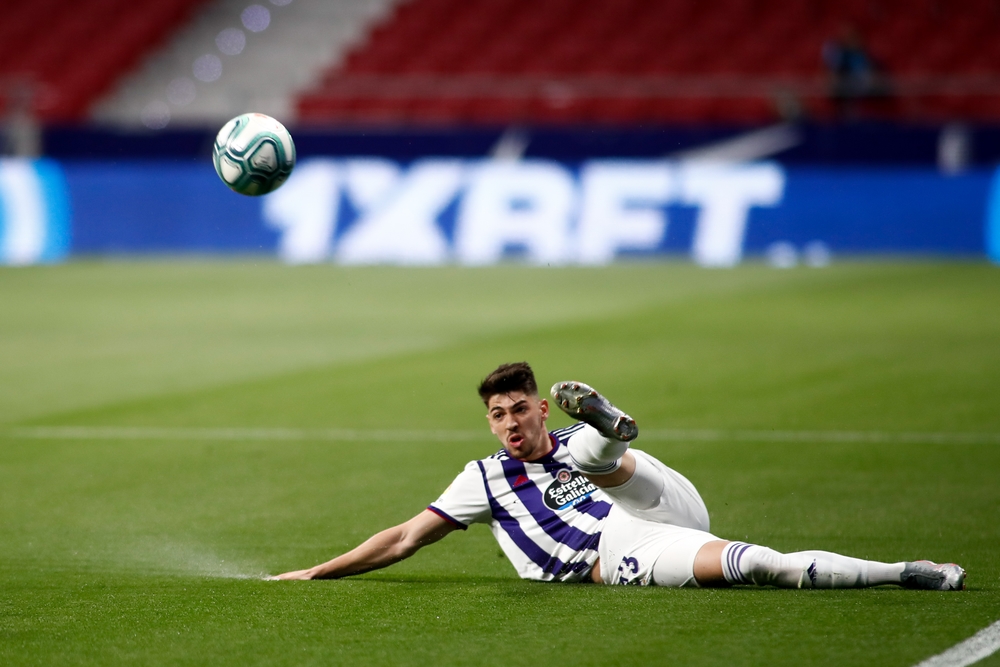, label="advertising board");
[1,158,995,265]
